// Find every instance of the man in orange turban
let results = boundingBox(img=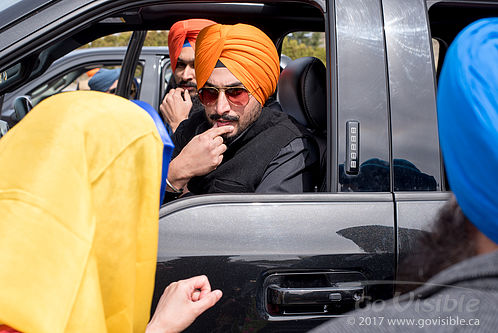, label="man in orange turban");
[160,19,216,134]
[164,23,319,200]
